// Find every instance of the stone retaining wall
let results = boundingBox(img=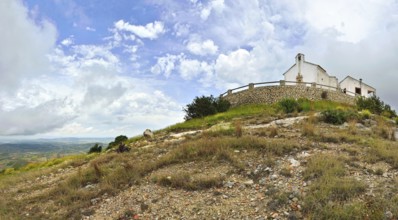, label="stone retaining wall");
[222,85,355,107]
